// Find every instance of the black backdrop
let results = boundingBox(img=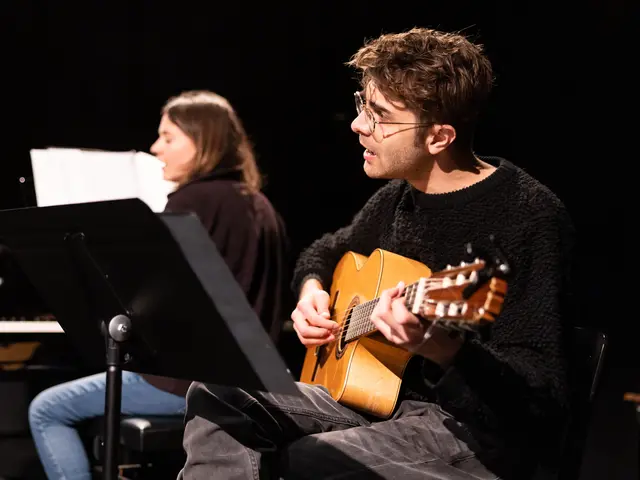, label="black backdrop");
[1,1,633,477]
